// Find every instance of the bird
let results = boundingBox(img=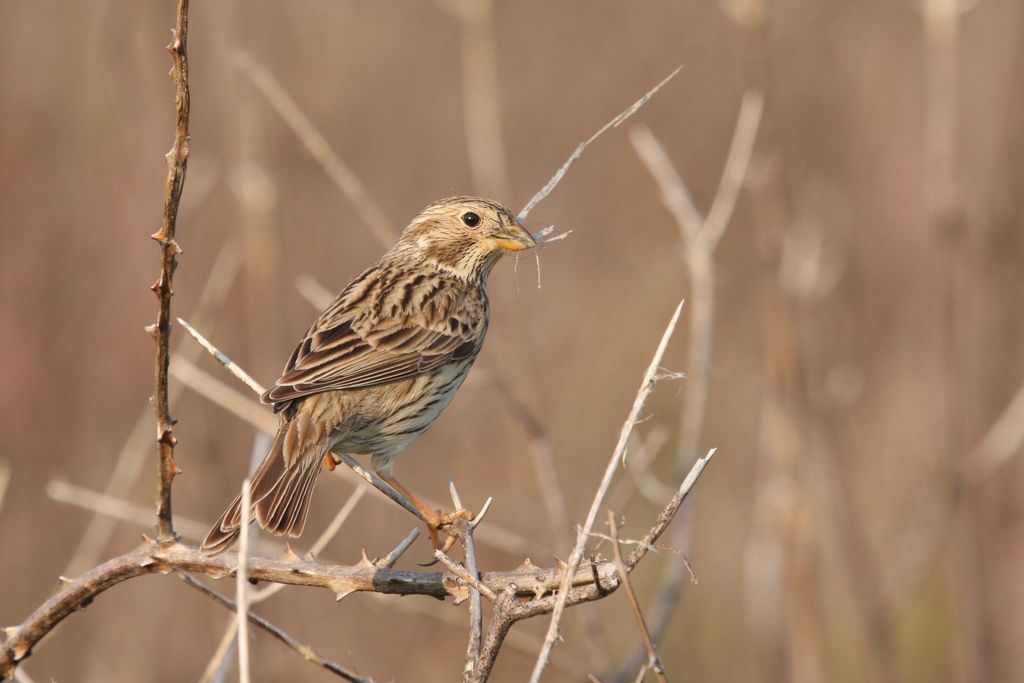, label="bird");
[200,197,536,555]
